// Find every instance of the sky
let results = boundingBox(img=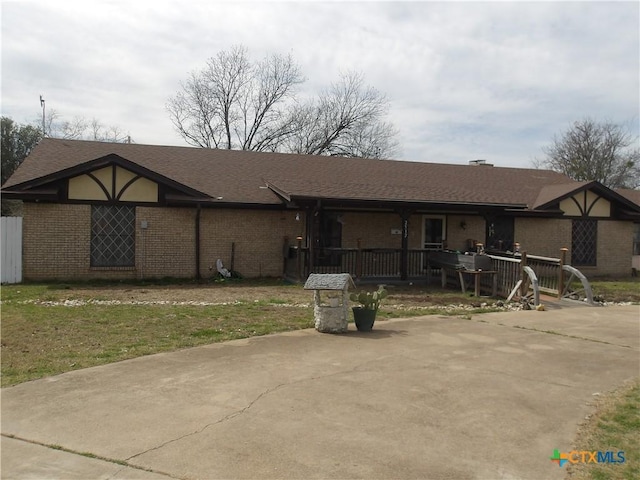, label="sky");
[1,0,638,168]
